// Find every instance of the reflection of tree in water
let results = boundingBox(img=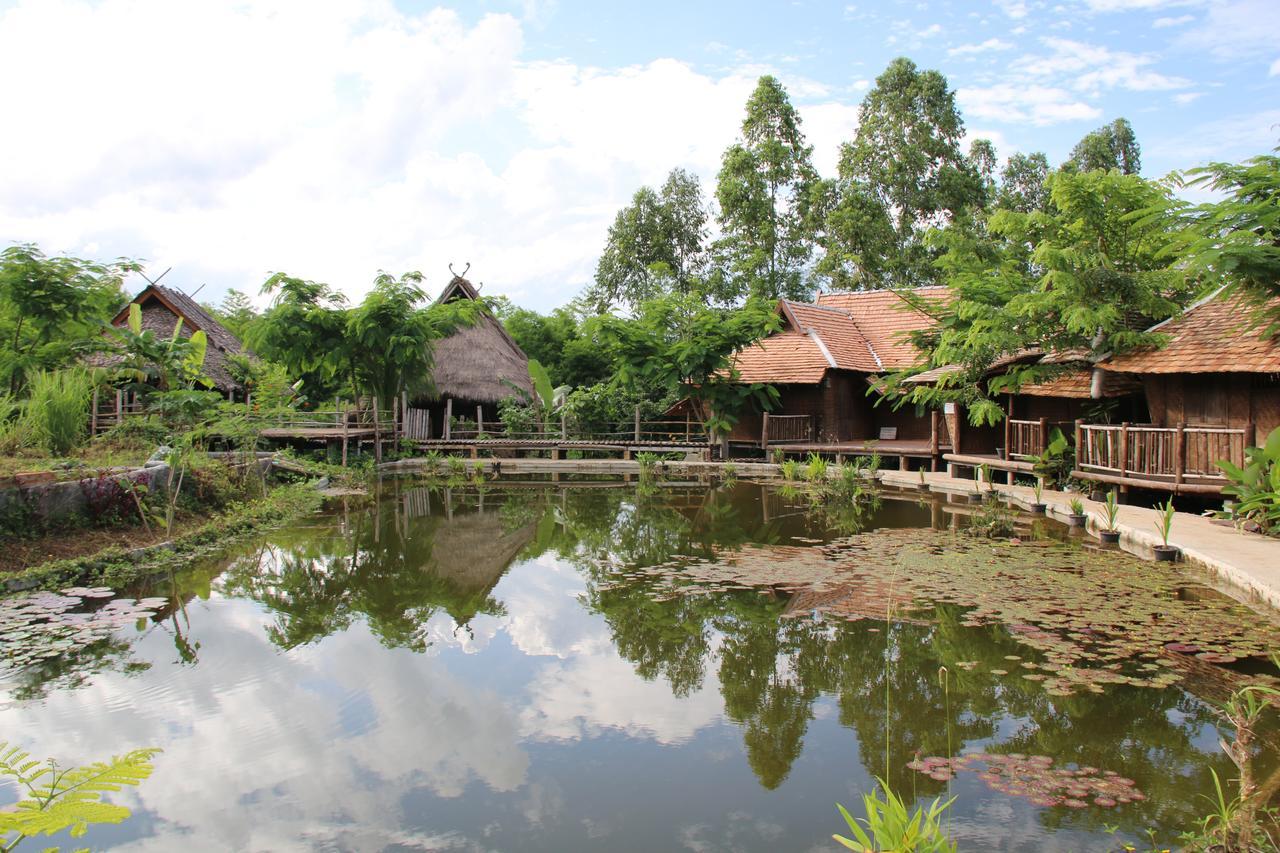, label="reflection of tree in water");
[579,524,1253,828]
[5,636,150,702]
[223,484,536,651]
